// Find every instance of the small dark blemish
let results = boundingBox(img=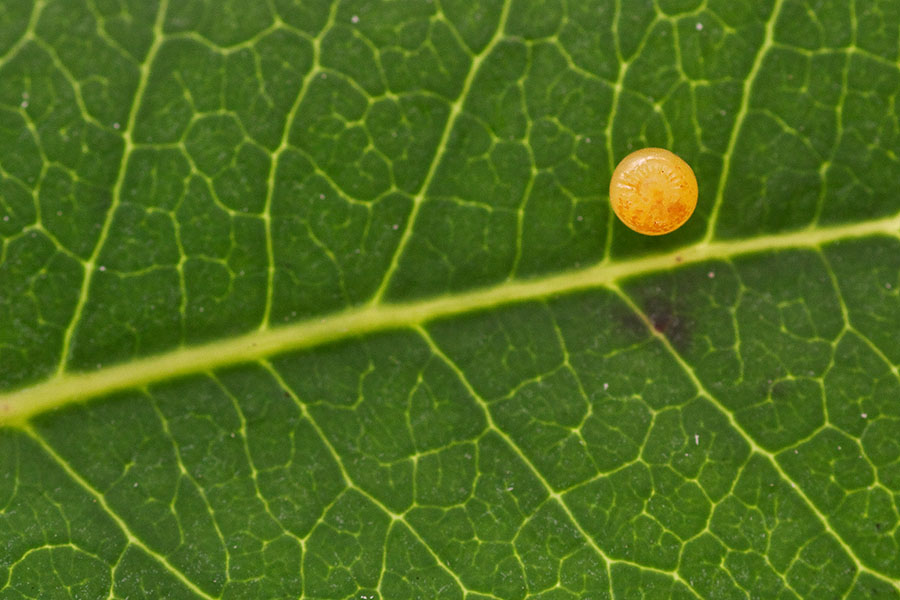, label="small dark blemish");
[644,296,693,353]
